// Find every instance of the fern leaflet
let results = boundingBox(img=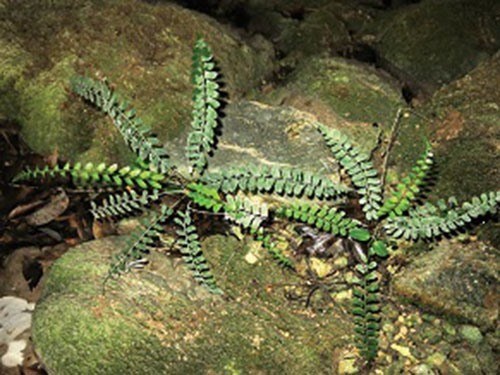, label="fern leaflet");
[186,38,221,175]
[384,191,499,240]
[378,143,433,217]
[14,162,166,189]
[106,204,173,281]
[316,123,382,221]
[276,201,370,241]
[351,241,385,361]
[174,208,223,294]
[71,76,171,174]
[91,189,161,220]
[202,164,349,199]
